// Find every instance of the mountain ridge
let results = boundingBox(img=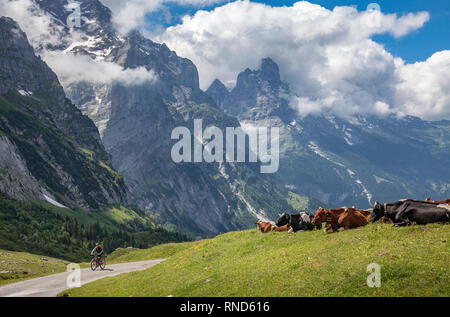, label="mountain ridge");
[207,57,450,208]
[27,0,319,237]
